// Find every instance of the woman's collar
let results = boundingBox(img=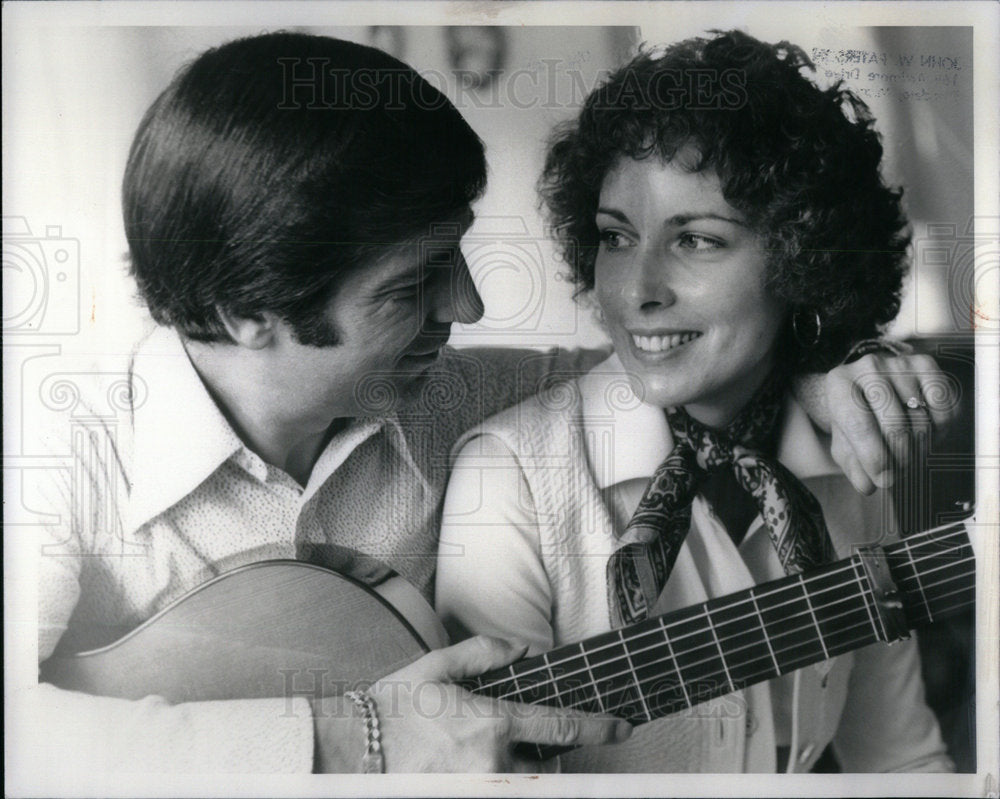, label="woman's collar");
[577,353,841,489]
